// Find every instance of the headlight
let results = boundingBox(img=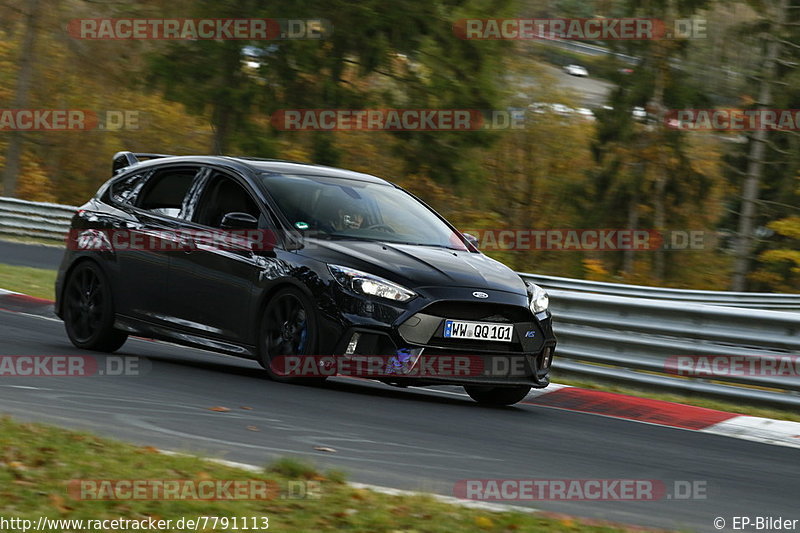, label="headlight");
[328,265,416,302]
[526,282,549,313]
